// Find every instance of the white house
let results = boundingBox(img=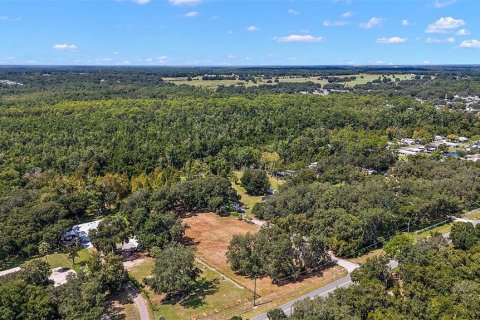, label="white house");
[466,154,480,162]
